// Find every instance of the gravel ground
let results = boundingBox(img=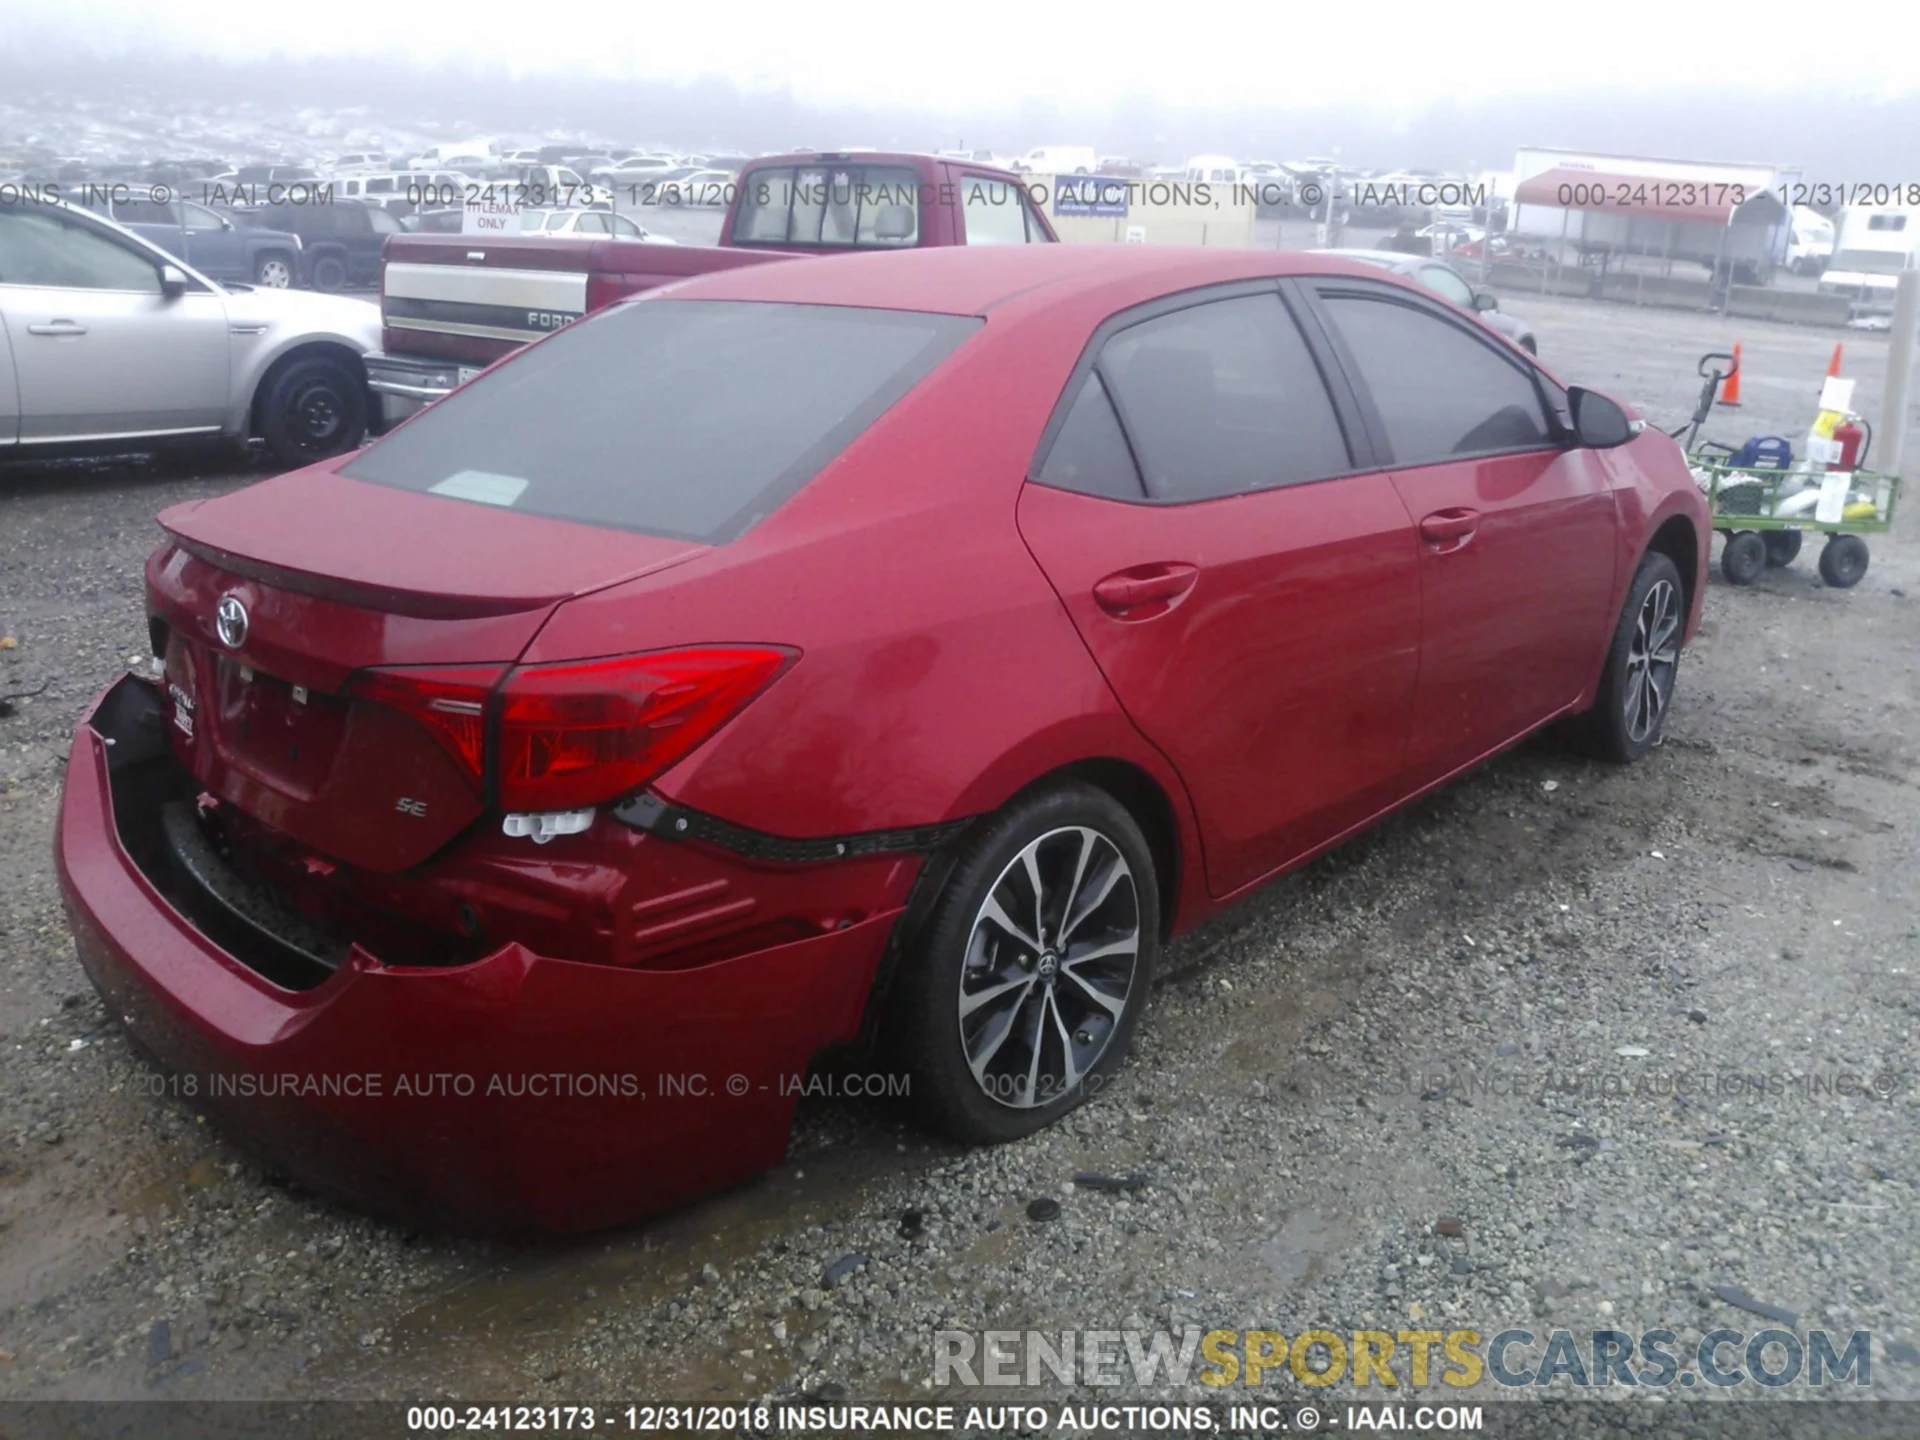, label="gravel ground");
[1,295,1917,1429]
